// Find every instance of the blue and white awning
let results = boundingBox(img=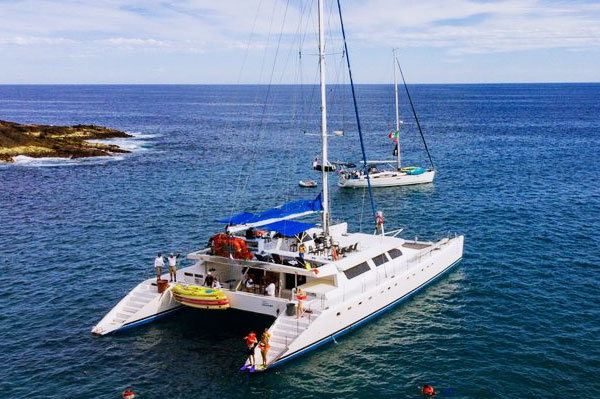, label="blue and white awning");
[218,194,323,233]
